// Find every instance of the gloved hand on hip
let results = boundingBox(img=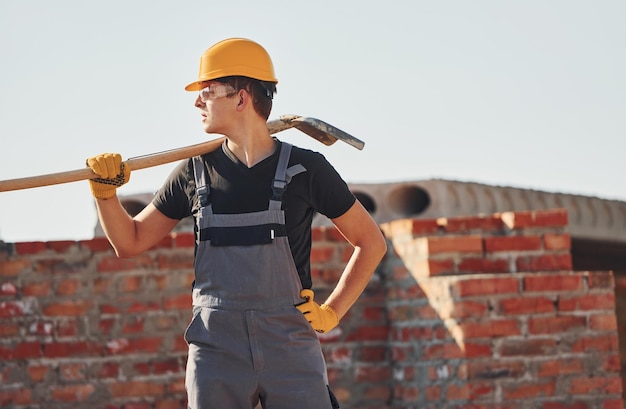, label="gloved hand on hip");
[296,289,339,333]
[86,153,130,199]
